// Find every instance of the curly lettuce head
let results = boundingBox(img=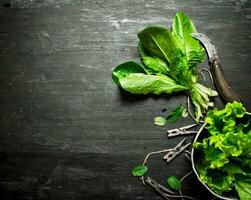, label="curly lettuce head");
[193,101,251,199]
